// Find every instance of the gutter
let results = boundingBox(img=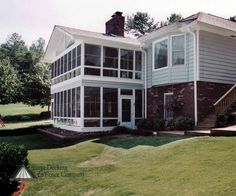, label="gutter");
[187,27,198,126]
[141,47,147,119]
